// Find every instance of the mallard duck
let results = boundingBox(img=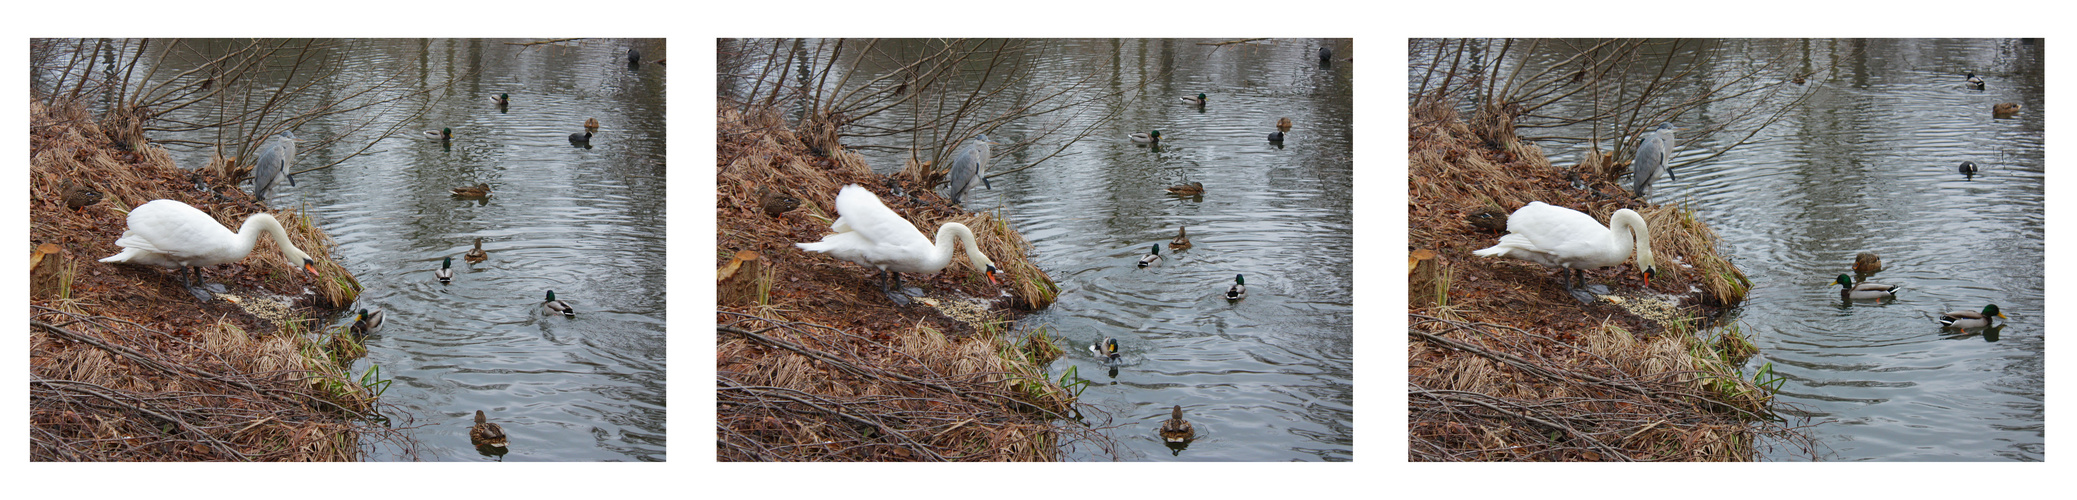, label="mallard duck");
[1993,102,2022,117]
[489,93,510,106]
[1277,117,1292,133]
[350,308,384,336]
[543,290,576,317]
[469,410,508,448]
[435,256,454,284]
[425,127,452,141]
[1791,75,1806,85]
[569,131,593,144]
[1965,71,1985,90]
[61,180,101,210]
[758,186,800,217]
[1959,161,1980,175]
[584,117,600,132]
[1166,181,1205,196]
[450,183,492,198]
[1137,244,1161,268]
[1467,206,1509,233]
[1938,304,2005,329]
[1159,405,1194,443]
[1226,274,1246,301]
[1852,252,1883,276]
[1833,274,1900,301]
[1090,337,1119,361]
[464,237,488,263]
[1130,130,1162,144]
[1169,227,1192,250]
[1180,93,1207,106]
